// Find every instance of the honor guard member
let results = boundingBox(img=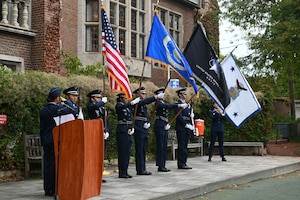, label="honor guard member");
[133,87,165,175]
[115,93,140,178]
[208,102,227,162]
[154,88,188,172]
[63,86,80,118]
[174,88,194,169]
[86,89,110,182]
[86,89,109,139]
[40,87,74,196]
